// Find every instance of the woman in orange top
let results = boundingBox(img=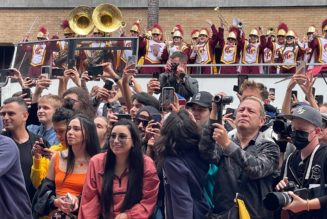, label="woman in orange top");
[45,114,100,217]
